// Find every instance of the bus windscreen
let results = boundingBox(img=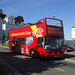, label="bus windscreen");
[46,19,62,27]
[44,36,64,50]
